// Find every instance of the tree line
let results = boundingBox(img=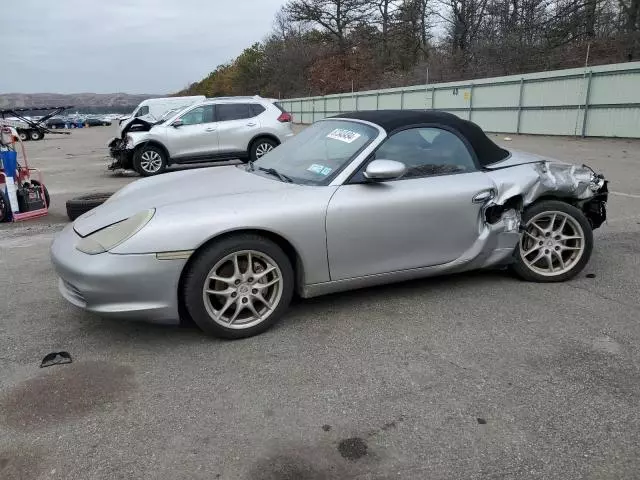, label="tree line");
[178,0,639,98]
